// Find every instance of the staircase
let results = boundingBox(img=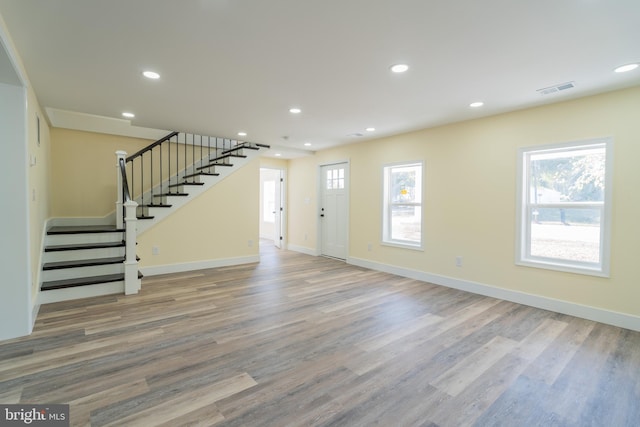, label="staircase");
[39,131,269,304]
[40,225,132,304]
